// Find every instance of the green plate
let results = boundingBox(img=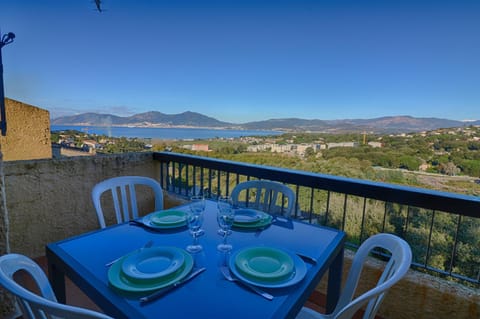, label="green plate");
[108,247,194,293]
[233,210,273,229]
[229,248,307,288]
[150,210,186,226]
[234,246,294,282]
[142,210,187,229]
